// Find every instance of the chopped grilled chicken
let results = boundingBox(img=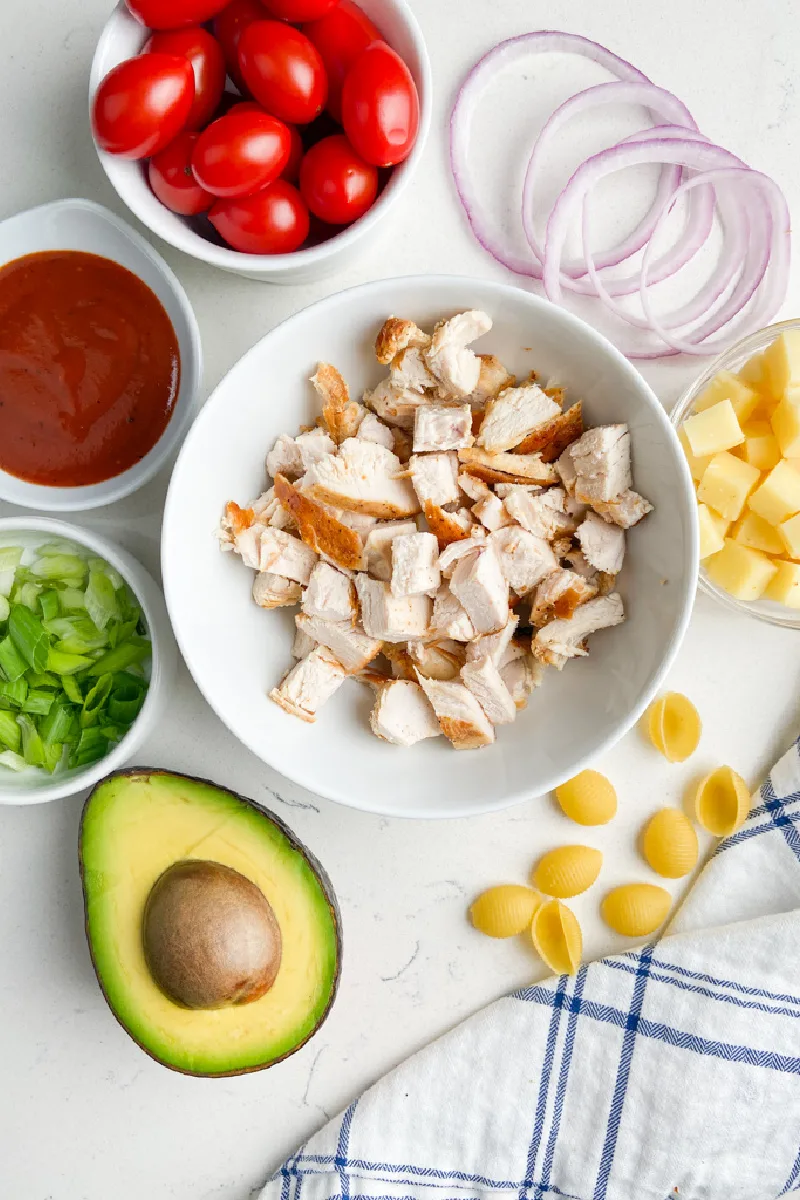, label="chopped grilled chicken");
[364,519,420,581]
[304,438,420,518]
[259,528,318,583]
[369,680,442,746]
[576,511,626,574]
[295,612,382,673]
[364,378,420,429]
[302,561,355,623]
[252,571,302,609]
[458,472,491,503]
[514,402,583,460]
[504,486,574,540]
[250,489,277,518]
[488,526,557,593]
[391,345,439,393]
[409,452,461,508]
[357,411,395,450]
[382,642,416,680]
[296,427,337,470]
[292,625,316,659]
[274,474,364,572]
[438,535,487,578]
[311,362,363,445]
[591,489,653,529]
[375,316,430,364]
[570,424,631,502]
[415,672,495,749]
[391,532,441,596]
[449,545,509,634]
[497,637,526,669]
[477,383,561,453]
[424,310,493,398]
[501,654,544,708]
[430,584,476,641]
[469,354,515,408]
[466,614,519,666]
[355,575,432,642]
[424,502,475,546]
[392,427,414,463]
[266,433,304,480]
[270,647,347,722]
[565,493,590,521]
[533,593,625,669]
[458,446,558,485]
[413,403,474,452]
[563,547,599,581]
[555,447,578,495]
[473,492,514,532]
[267,500,296,532]
[551,536,575,560]
[530,568,598,626]
[493,482,544,500]
[461,656,517,725]
[407,638,465,681]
